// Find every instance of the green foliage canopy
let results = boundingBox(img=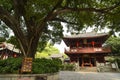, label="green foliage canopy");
[0,0,120,58]
[36,42,60,58]
[7,36,20,48]
[105,37,120,56]
[0,58,62,74]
